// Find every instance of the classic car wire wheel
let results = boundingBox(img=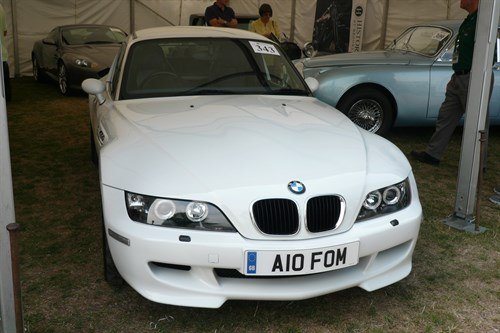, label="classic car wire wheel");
[347,99,383,133]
